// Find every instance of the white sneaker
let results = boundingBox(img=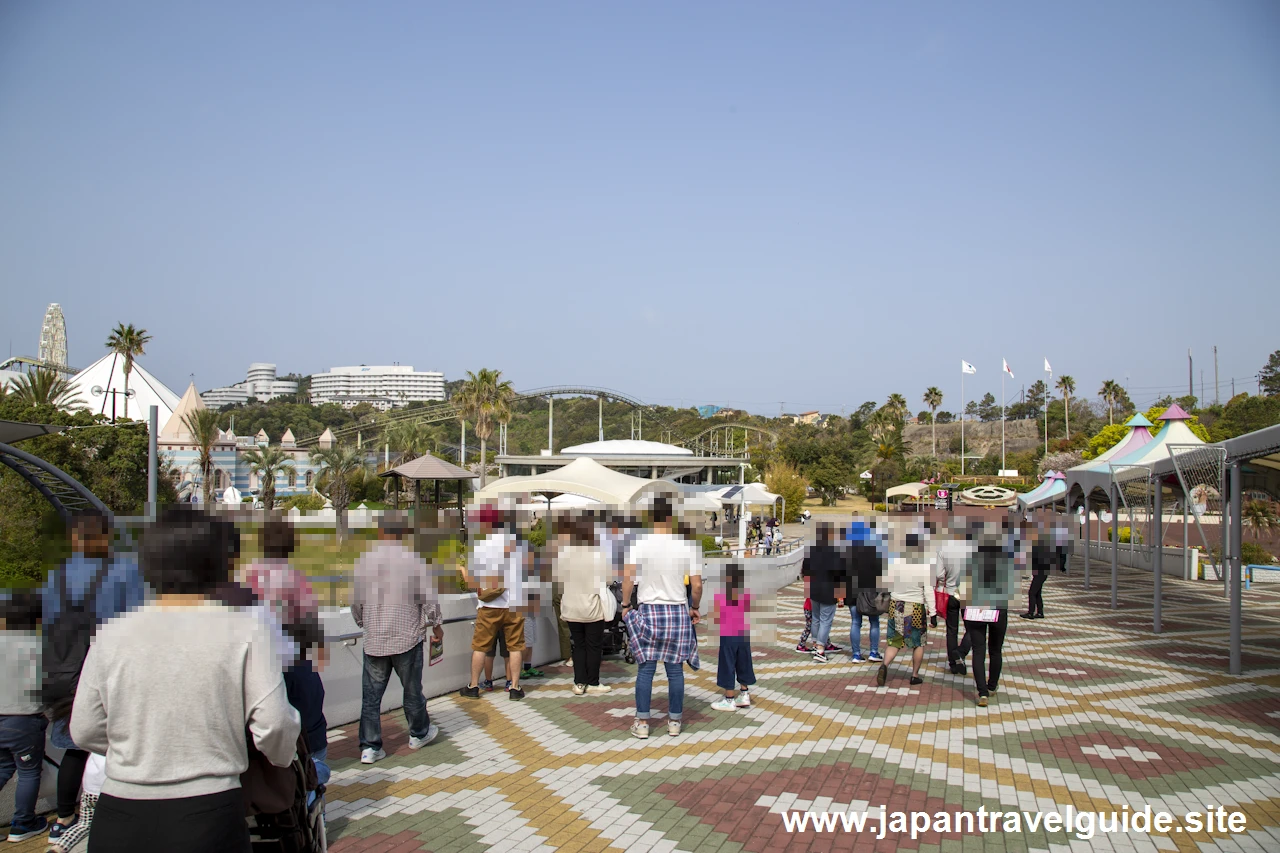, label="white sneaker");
[586,684,612,695]
[734,692,751,708]
[360,747,386,764]
[408,724,438,750]
[710,697,737,711]
[630,719,649,739]
[572,683,588,695]
[667,720,682,736]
